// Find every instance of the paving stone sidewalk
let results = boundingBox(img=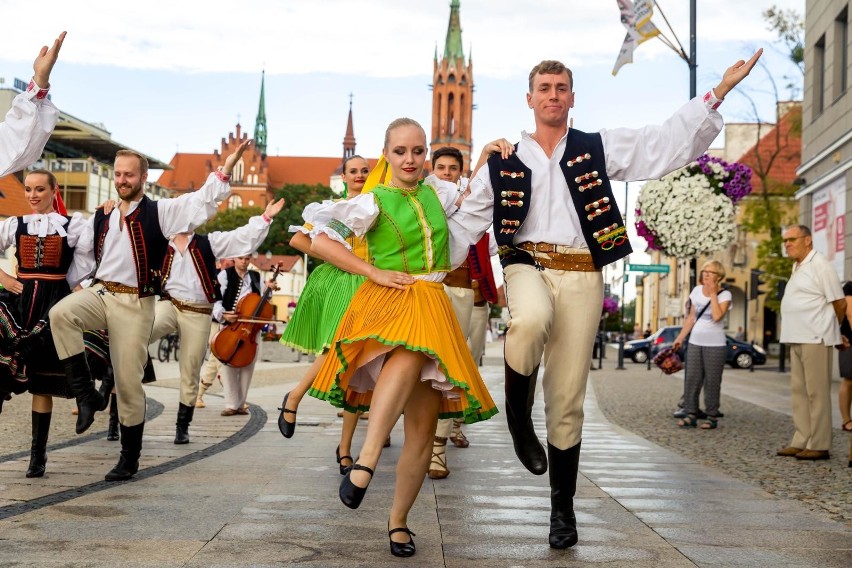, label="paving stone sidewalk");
[0,339,848,566]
